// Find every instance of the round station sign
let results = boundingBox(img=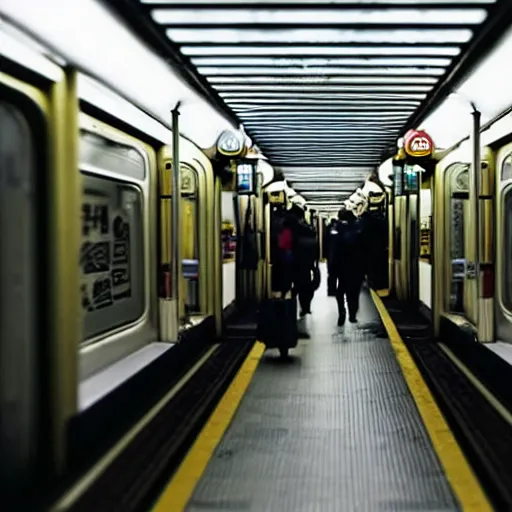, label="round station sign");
[404,130,434,158]
[216,130,245,157]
